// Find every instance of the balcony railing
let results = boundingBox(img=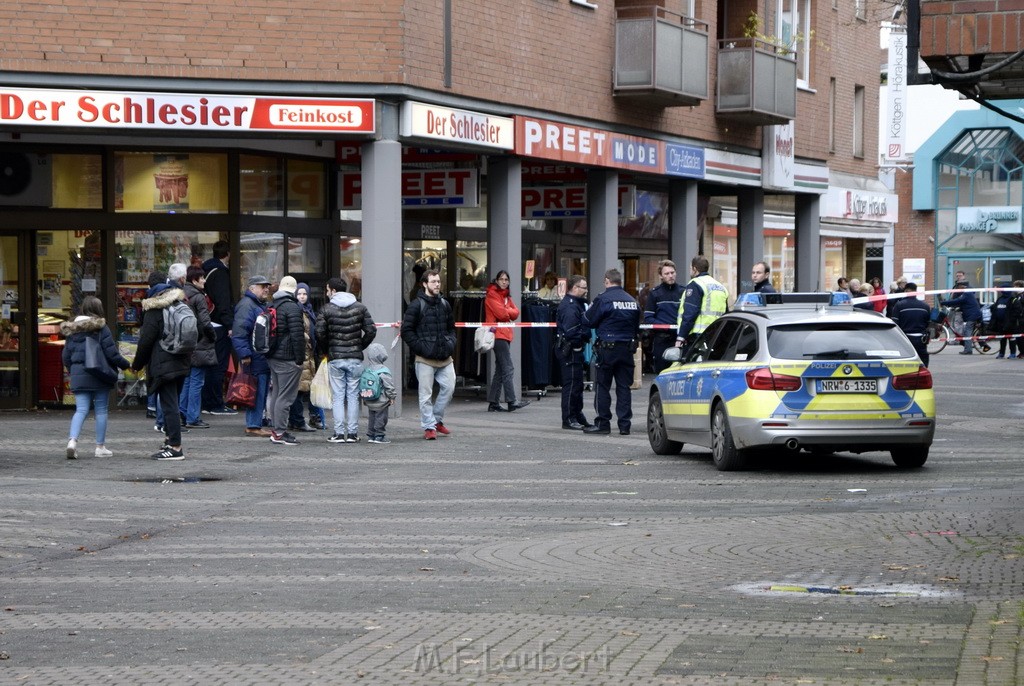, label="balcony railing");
[716,37,797,126]
[614,6,709,107]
